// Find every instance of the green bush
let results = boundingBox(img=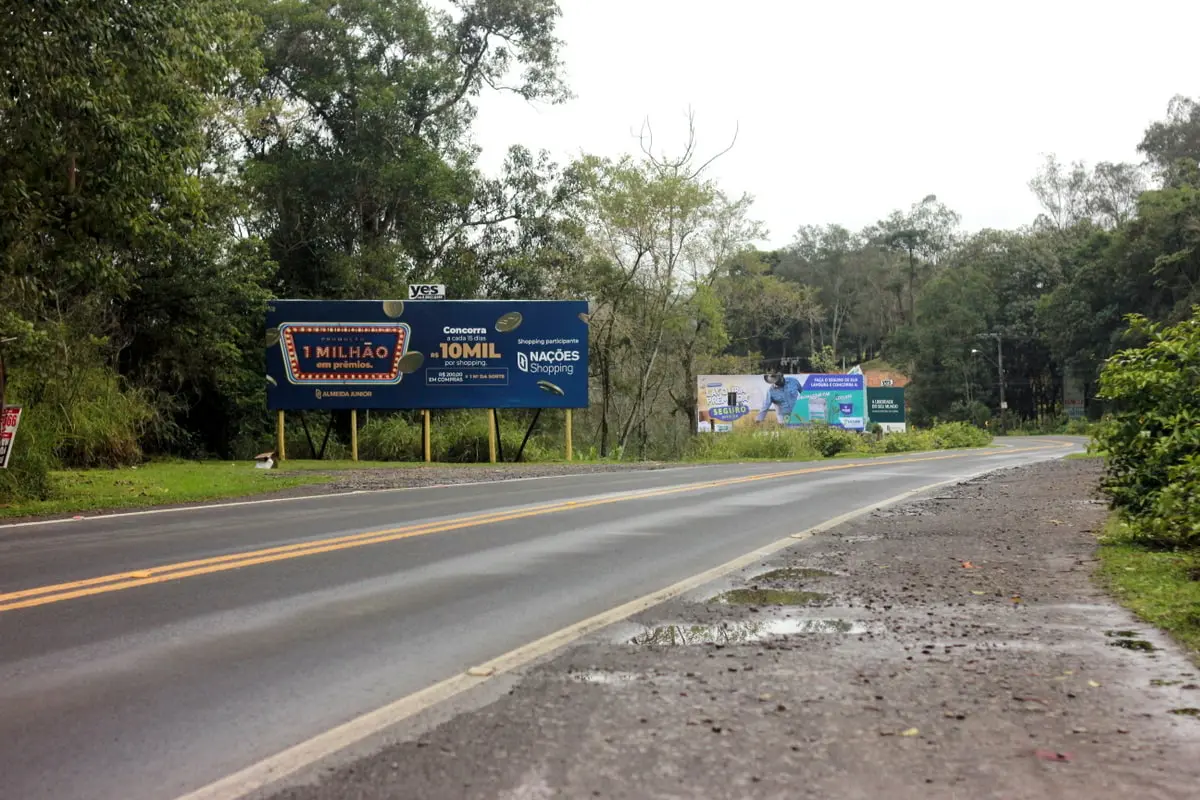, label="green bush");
[1063,418,1096,436]
[358,411,559,463]
[1,364,168,504]
[0,407,57,502]
[685,429,821,461]
[929,421,993,449]
[1095,308,1200,549]
[684,421,992,462]
[948,400,992,428]
[358,415,423,461]
[806,424,861,457]
[880,429,936,452]
[998,415,1098,437]
[52,369,158,468]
